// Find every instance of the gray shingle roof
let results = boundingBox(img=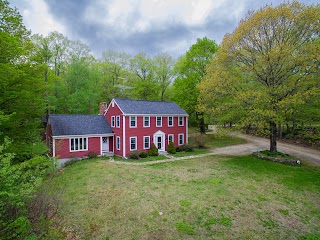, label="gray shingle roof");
[114,98,188,115]
[49,115,113,136]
